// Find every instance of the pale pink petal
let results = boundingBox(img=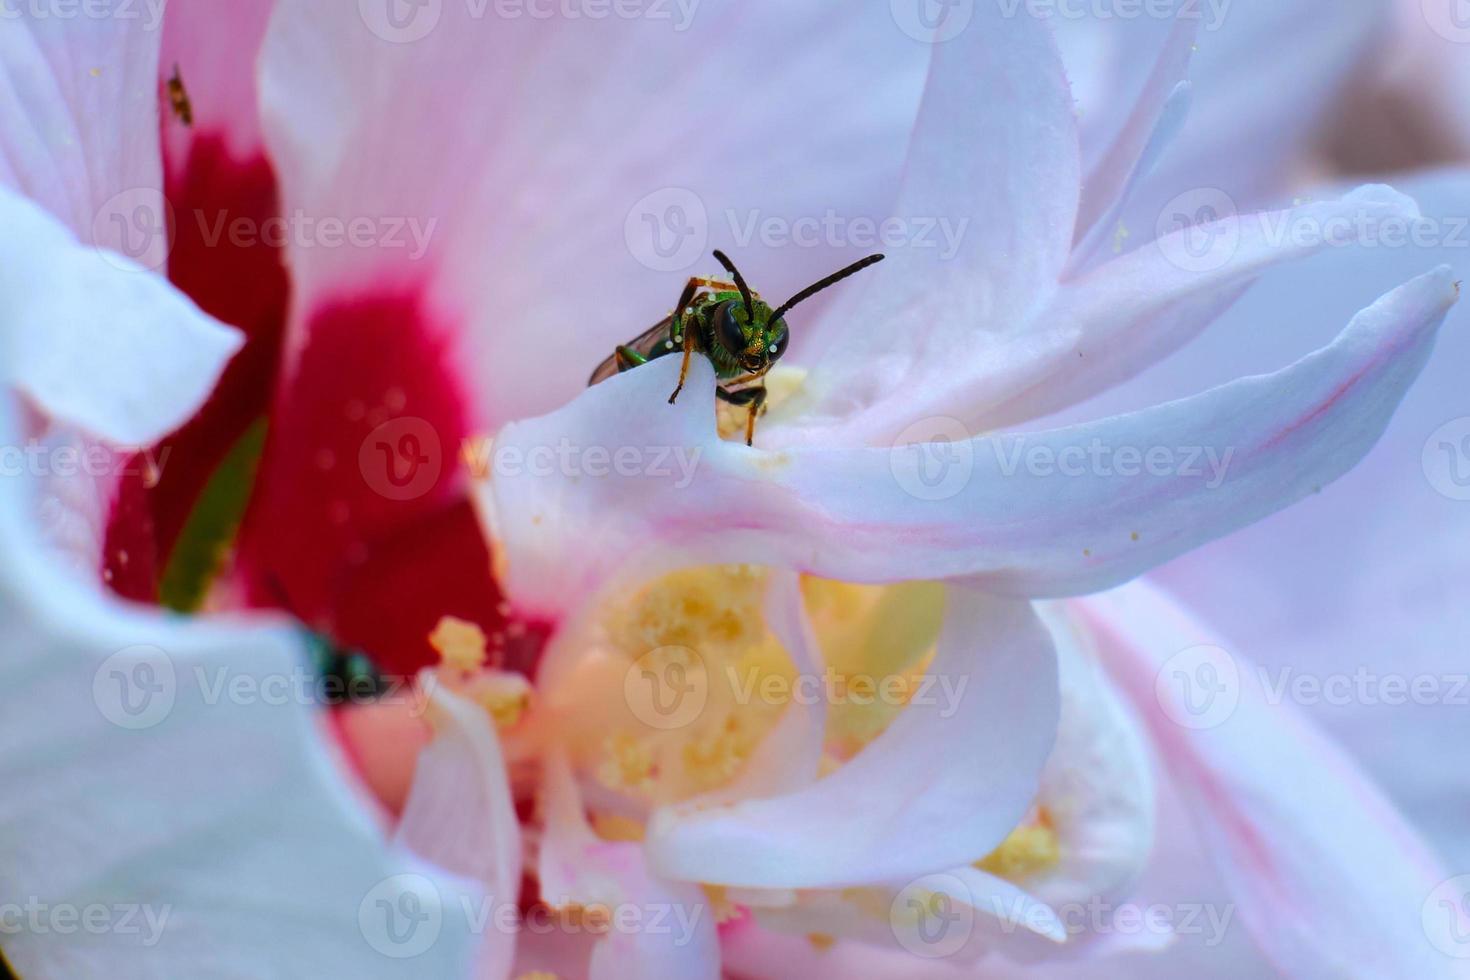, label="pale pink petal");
[978,185,1425,430]
[539,754,720,980]
[0,6,166,257]
[0,397,481,978]
[161,0,275,160]
[1070,13,1198,262]
[644,588,1058,889]
[395,675,520,979]
[484,266,1454,618]
[1079,170,1470,870]
[789,0,1080,436]
[258,1,925,426]
[1073,580,1470,979]
[1101,0,1389,234]
[2,187,241,446]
